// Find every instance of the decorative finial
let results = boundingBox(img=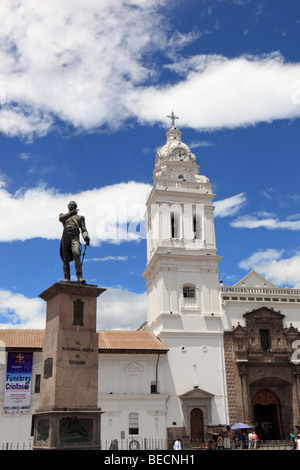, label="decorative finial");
[167,111,179,128]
